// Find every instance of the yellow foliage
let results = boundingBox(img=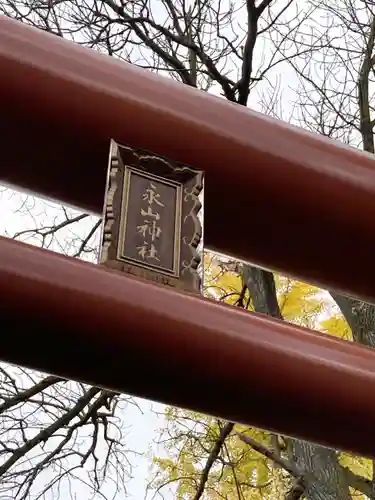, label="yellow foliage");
[339,453,372,481]
[277,277,323,327]
[340,453,372,500]
[319,315,353,341]
[150,254,367,499]
[203,253,249,306]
